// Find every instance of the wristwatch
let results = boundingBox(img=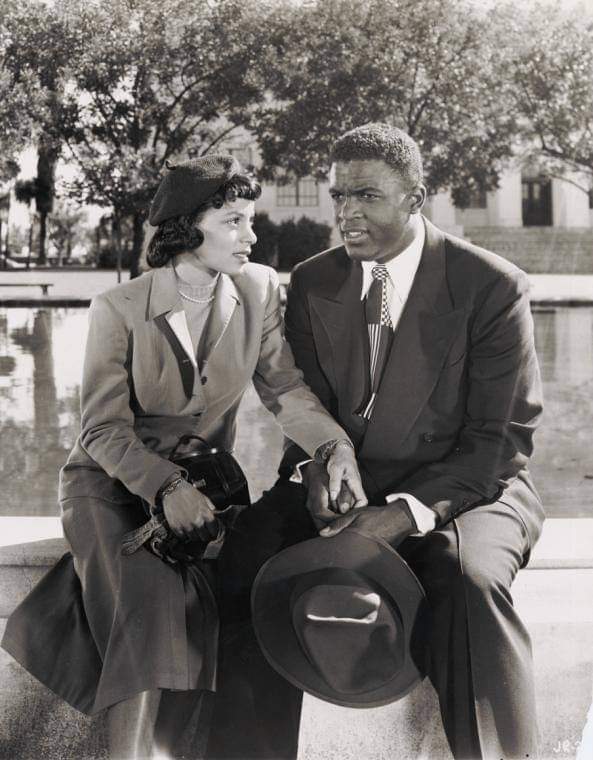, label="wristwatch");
[313,438,354,465]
